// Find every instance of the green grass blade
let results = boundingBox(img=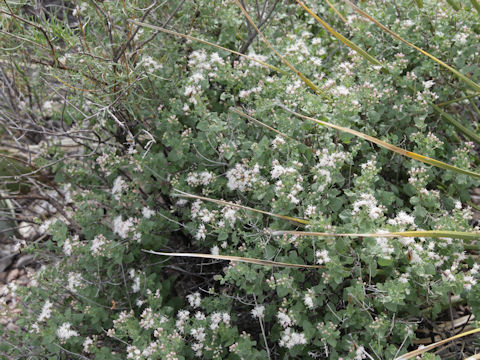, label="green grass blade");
[342,0,480,93]
[143,250,323,269]
[275,104,480,180]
